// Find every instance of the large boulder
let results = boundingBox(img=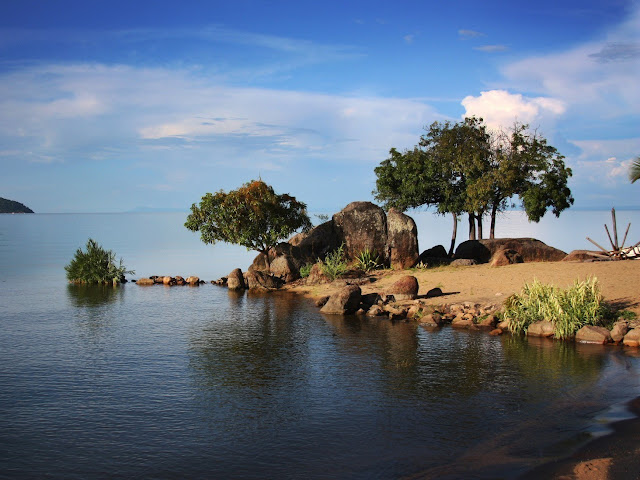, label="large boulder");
[320,285,362,315]
[562,250,603,262]
[623,329,640,347]
[455,238,566,264]
[390,275,419,300]
[269,255,300,283]
[332,202,389,265]
[418,245,448,264]
[244,271,284,291]
[227,268,246,290]
[575,325,612,344]
[289,221,340,262]
[386,208,419,269]
[136,277,154,286]
[489,248,524,267]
